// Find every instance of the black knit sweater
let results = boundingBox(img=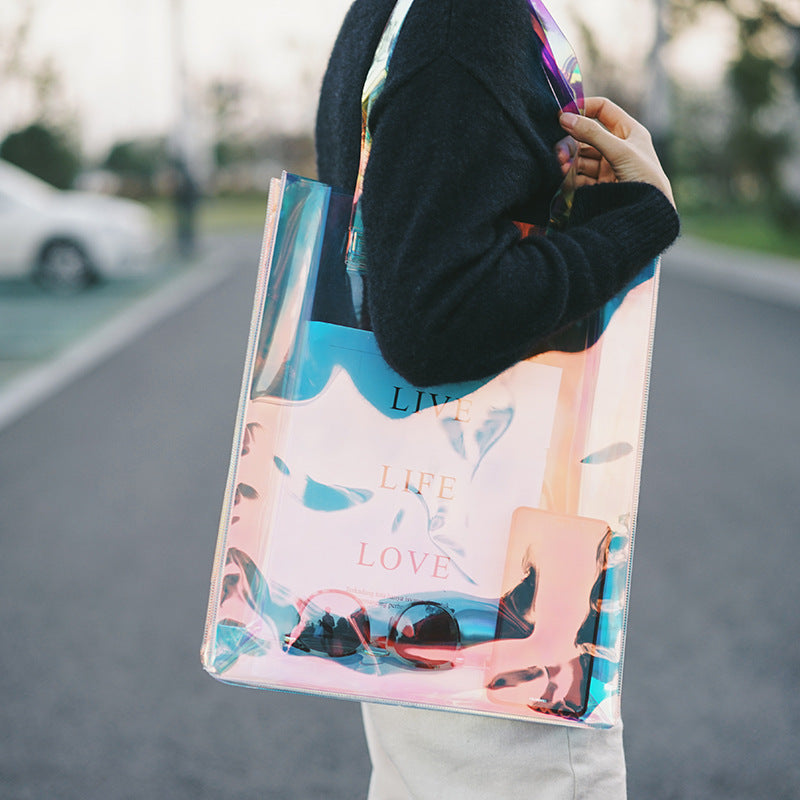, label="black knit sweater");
[316,0,680,386]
